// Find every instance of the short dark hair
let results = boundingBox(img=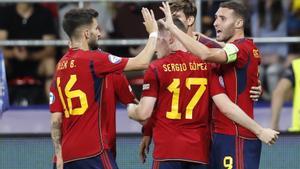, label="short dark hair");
[63,8,99,38]
[219,0,248,21]
[158,17,187,33]
[169,0,197,18]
